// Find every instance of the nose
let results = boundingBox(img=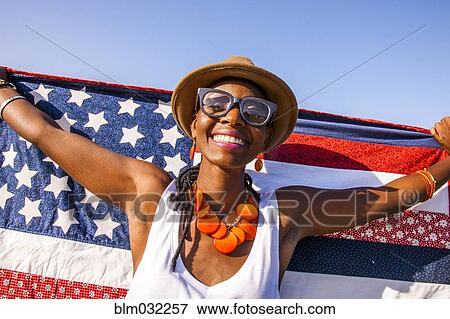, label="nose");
[219,103,245,127]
